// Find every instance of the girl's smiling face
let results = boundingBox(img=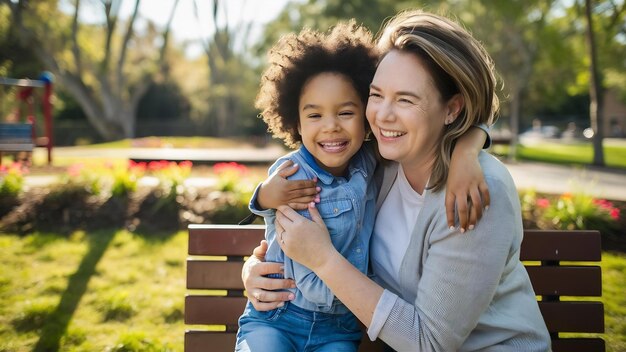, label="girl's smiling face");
[298,72,366,176]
